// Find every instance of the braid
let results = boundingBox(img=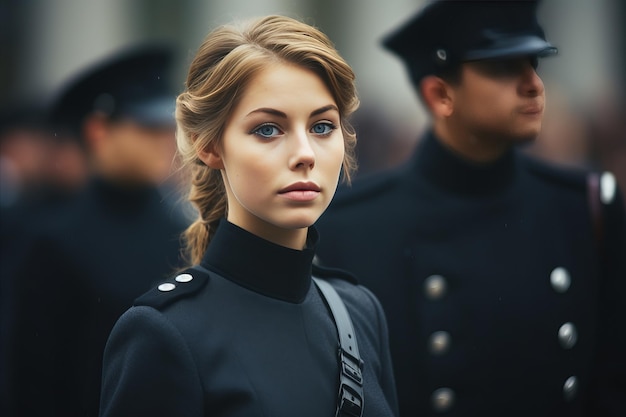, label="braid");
[181,164,226,265]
